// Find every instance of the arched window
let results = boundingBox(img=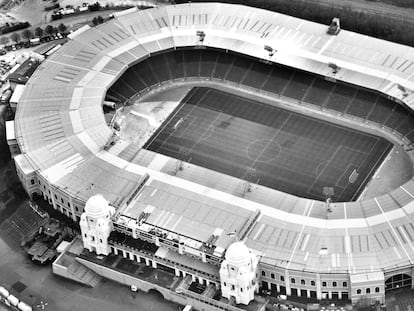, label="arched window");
[333,281,337,287]
[311,280,315,286]
[261,271,266,277]
[291,278,296,284]
[375,287,380,293]
[280,276,285,282]
[366,288,371,294]
[301,279,305,285]
[357,289,361,294]
[322,281,327,287]
[343,281,347,287]
[271,273,275,279]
